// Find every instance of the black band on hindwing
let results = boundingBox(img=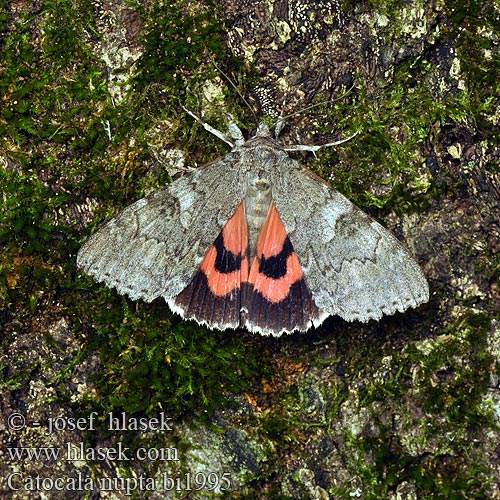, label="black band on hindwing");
[214,234,242,274]
[258,237,293,280]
